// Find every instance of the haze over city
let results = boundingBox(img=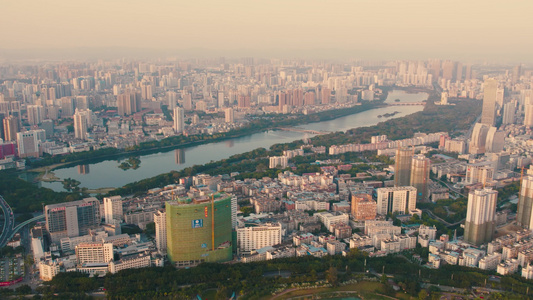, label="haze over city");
[3,1,533,299]
[1,0,533,61]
